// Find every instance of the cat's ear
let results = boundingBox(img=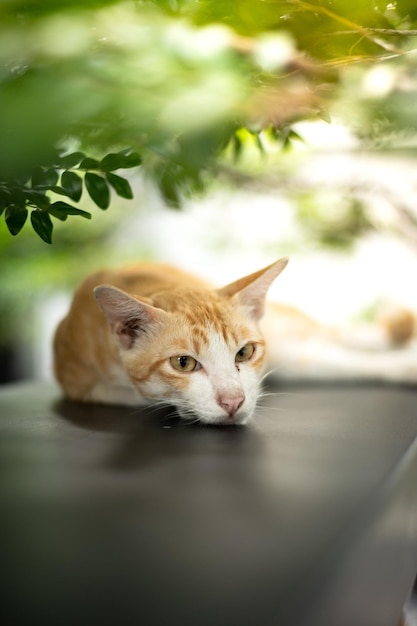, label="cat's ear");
[217,258,288,321]
[94,285,166,349]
